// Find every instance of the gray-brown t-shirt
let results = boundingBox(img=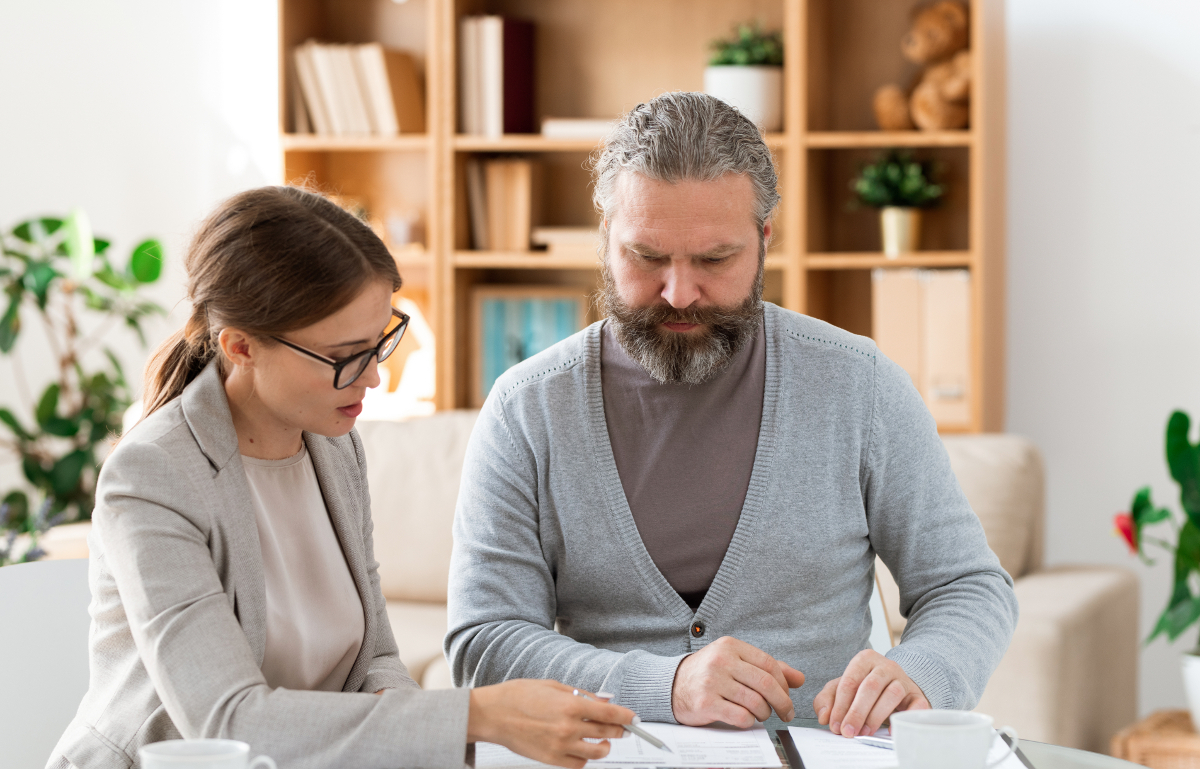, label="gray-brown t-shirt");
[600,317,766,610]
